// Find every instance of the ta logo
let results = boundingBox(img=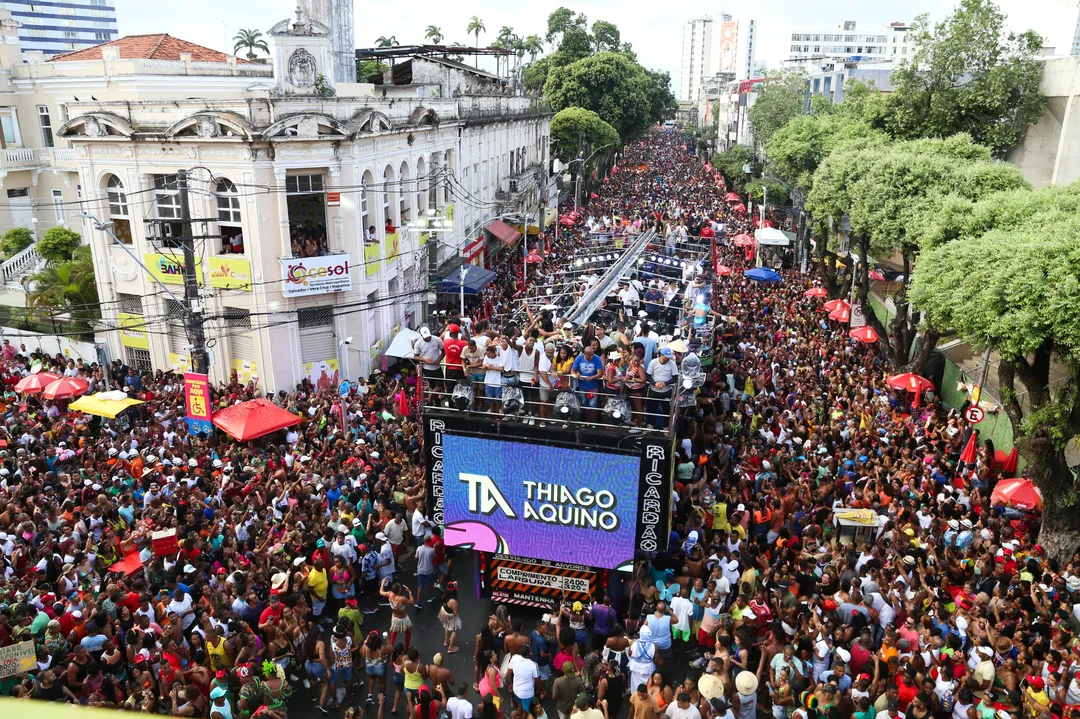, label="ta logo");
[460,473,516,518]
